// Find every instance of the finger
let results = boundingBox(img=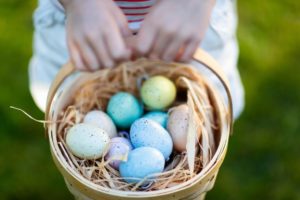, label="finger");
[161,38,184,62]
[87,36,114,69]
[68,39,85,71]
[179,40,200,62]
[77,38,100,71]
[105,20,131,62]
[112,6,132,37]
[107,1,132,37]
[134,21,158,56]
[149,29,173,59]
